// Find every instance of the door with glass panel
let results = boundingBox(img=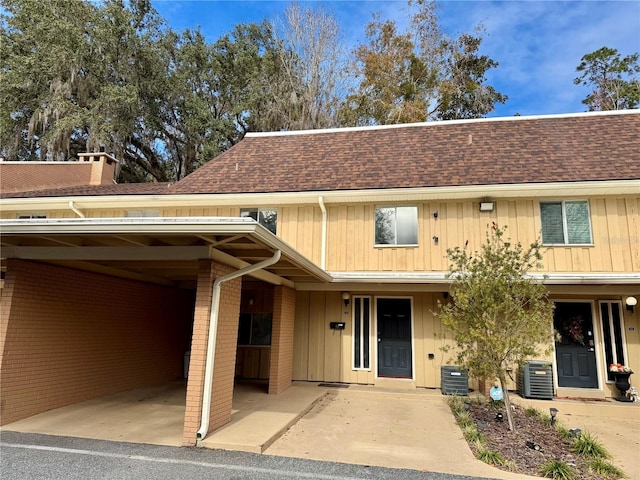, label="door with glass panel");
[554,302,598,388]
